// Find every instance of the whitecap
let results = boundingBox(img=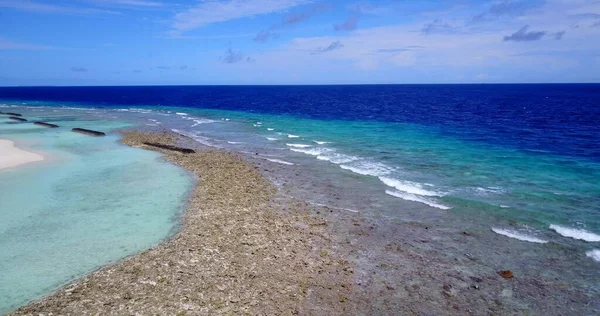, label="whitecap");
[549,225,600,242]
[171,129,220,148]
[289,147,325,156]
[176,112,188,116]
[313,140,329,145]
[287,134,300,138]
[339,161,392,177]
[266,137,278,141]
[267,128,275,131]
[286,143,311,148]
[586,249,600,262]
[385,190,451,210]
[379,176,443,197]
[316,153,359,164]
[256,122,262,125]
[491,228,548,244]
[227,141,244,144]
[475,187,505,195]
[265,158,294,166]
[191,119,215,127]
